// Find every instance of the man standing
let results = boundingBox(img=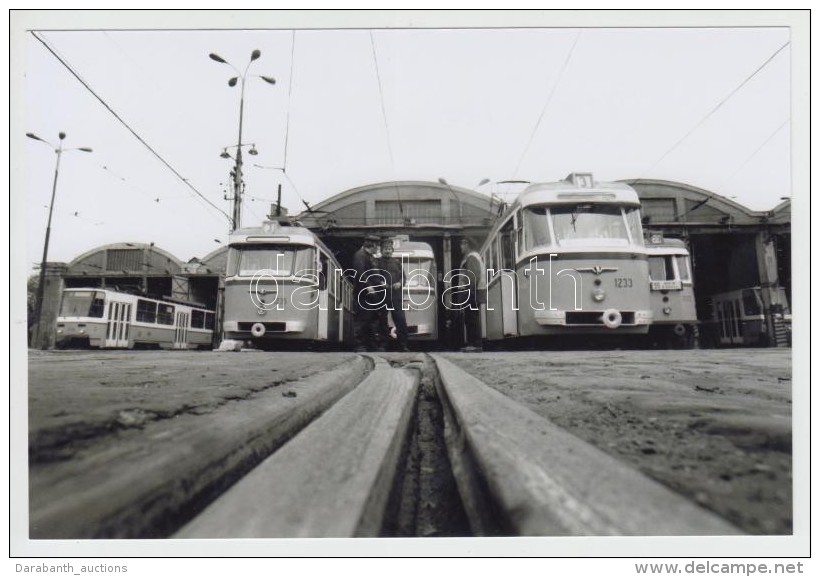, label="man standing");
[377,238,410,352]
[459,237,484,352]
[352,234,380,352]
